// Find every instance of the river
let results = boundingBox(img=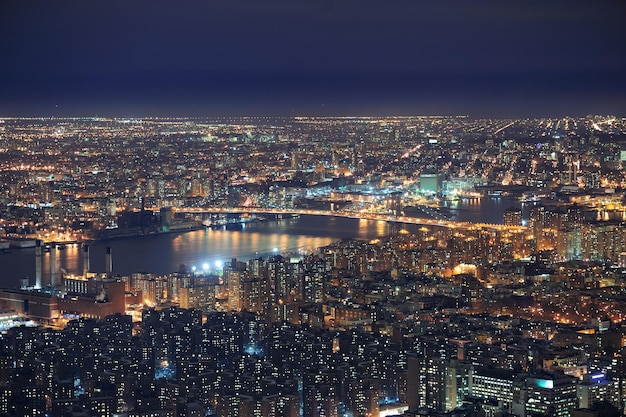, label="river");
[0,197,522,289]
